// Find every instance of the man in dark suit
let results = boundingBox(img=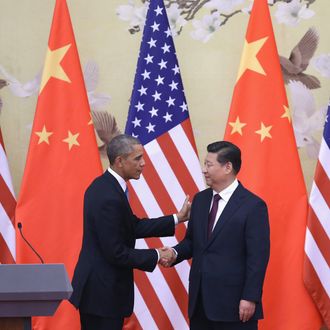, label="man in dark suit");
[70,134,190,330]
[161,141,270,330]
